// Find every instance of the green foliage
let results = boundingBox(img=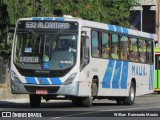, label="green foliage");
[3,0,135,26]
[52,0,135,27]
[0,0,136,59]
